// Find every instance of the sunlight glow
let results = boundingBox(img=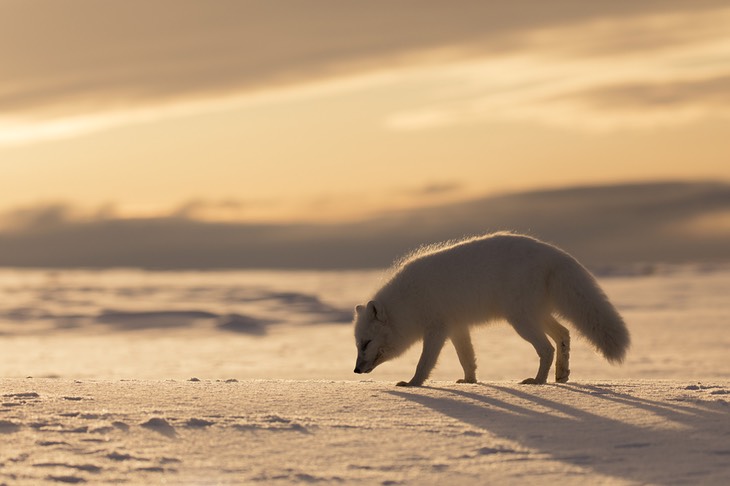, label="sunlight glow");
[386,8,730,131]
